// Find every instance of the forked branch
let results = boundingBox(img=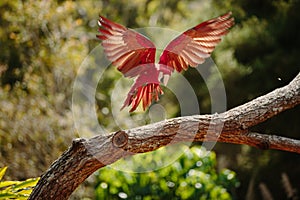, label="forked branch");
[29,72,300,200]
